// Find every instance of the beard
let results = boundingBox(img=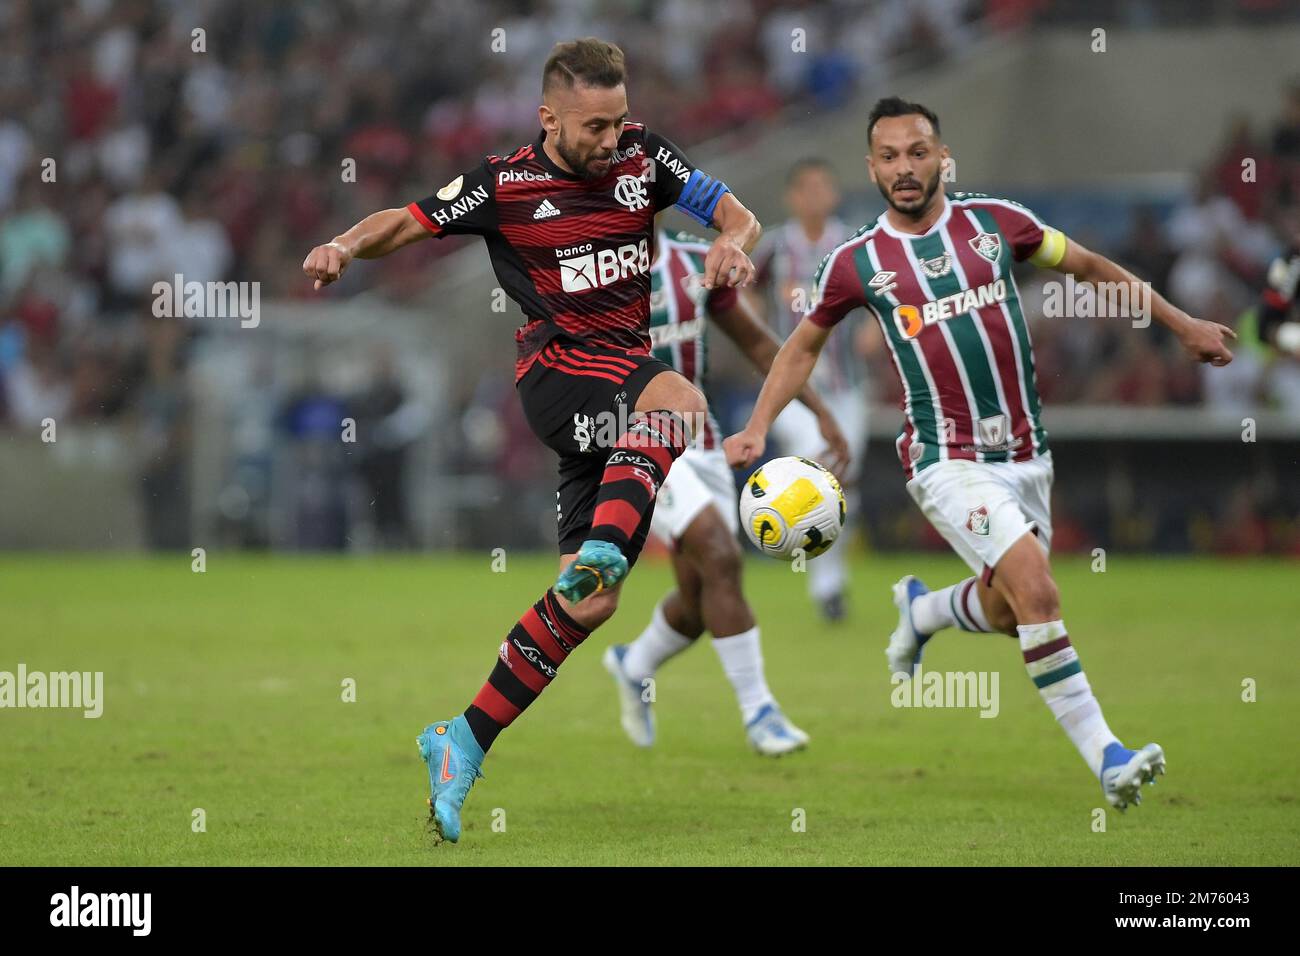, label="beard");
[556,128,612,180]
[878,167,942,217]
